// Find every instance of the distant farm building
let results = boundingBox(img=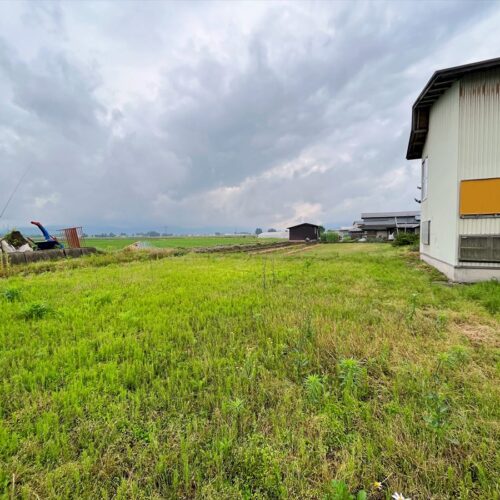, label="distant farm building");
[257,230,288,239]
[354,211,420,240]
[338,226,358,240]
[407,57,500,282]
[287,223,320,241]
